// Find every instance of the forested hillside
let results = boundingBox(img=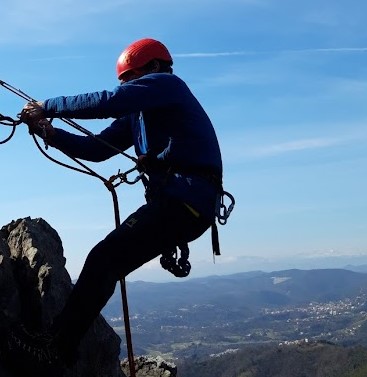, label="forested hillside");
[176,342,367,377]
